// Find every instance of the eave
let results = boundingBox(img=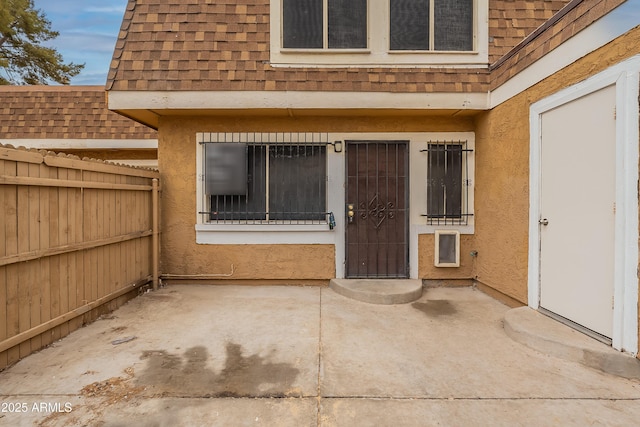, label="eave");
[107,91,490,128]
